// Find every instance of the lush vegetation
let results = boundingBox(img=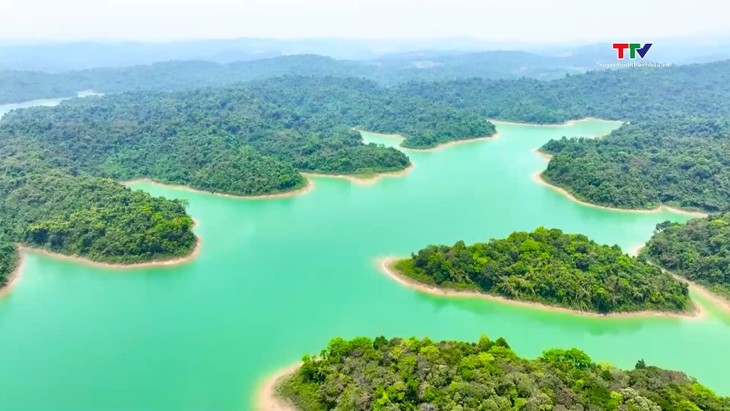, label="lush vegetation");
[0,160,196,286]
[0,51,598,104]
[3,59,729,282]
[393,227,690,314]
[0,76,501,284]
[279,335,730,411]
[541,120,730,211]
[644,214,730,299]
[0,76,502,196]
[396,61,730,211]
[0,242,19,288]
[5,59,730,210]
